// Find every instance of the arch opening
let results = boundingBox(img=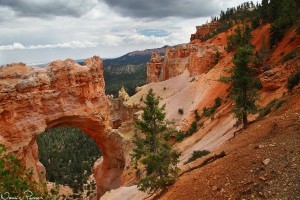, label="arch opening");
[34,116,126,199]
[37,126,101,198]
